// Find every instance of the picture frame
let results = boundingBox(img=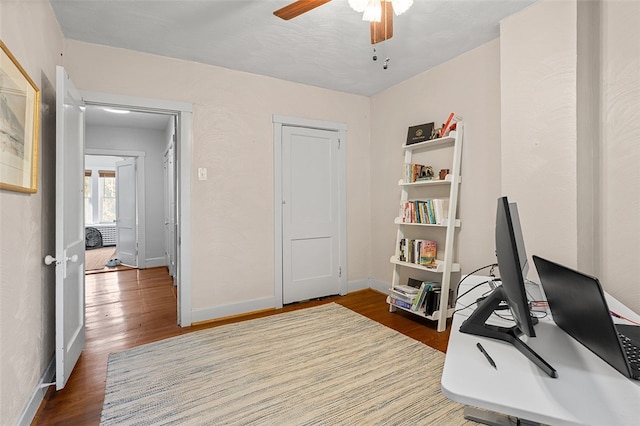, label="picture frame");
[0,40,40,193]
